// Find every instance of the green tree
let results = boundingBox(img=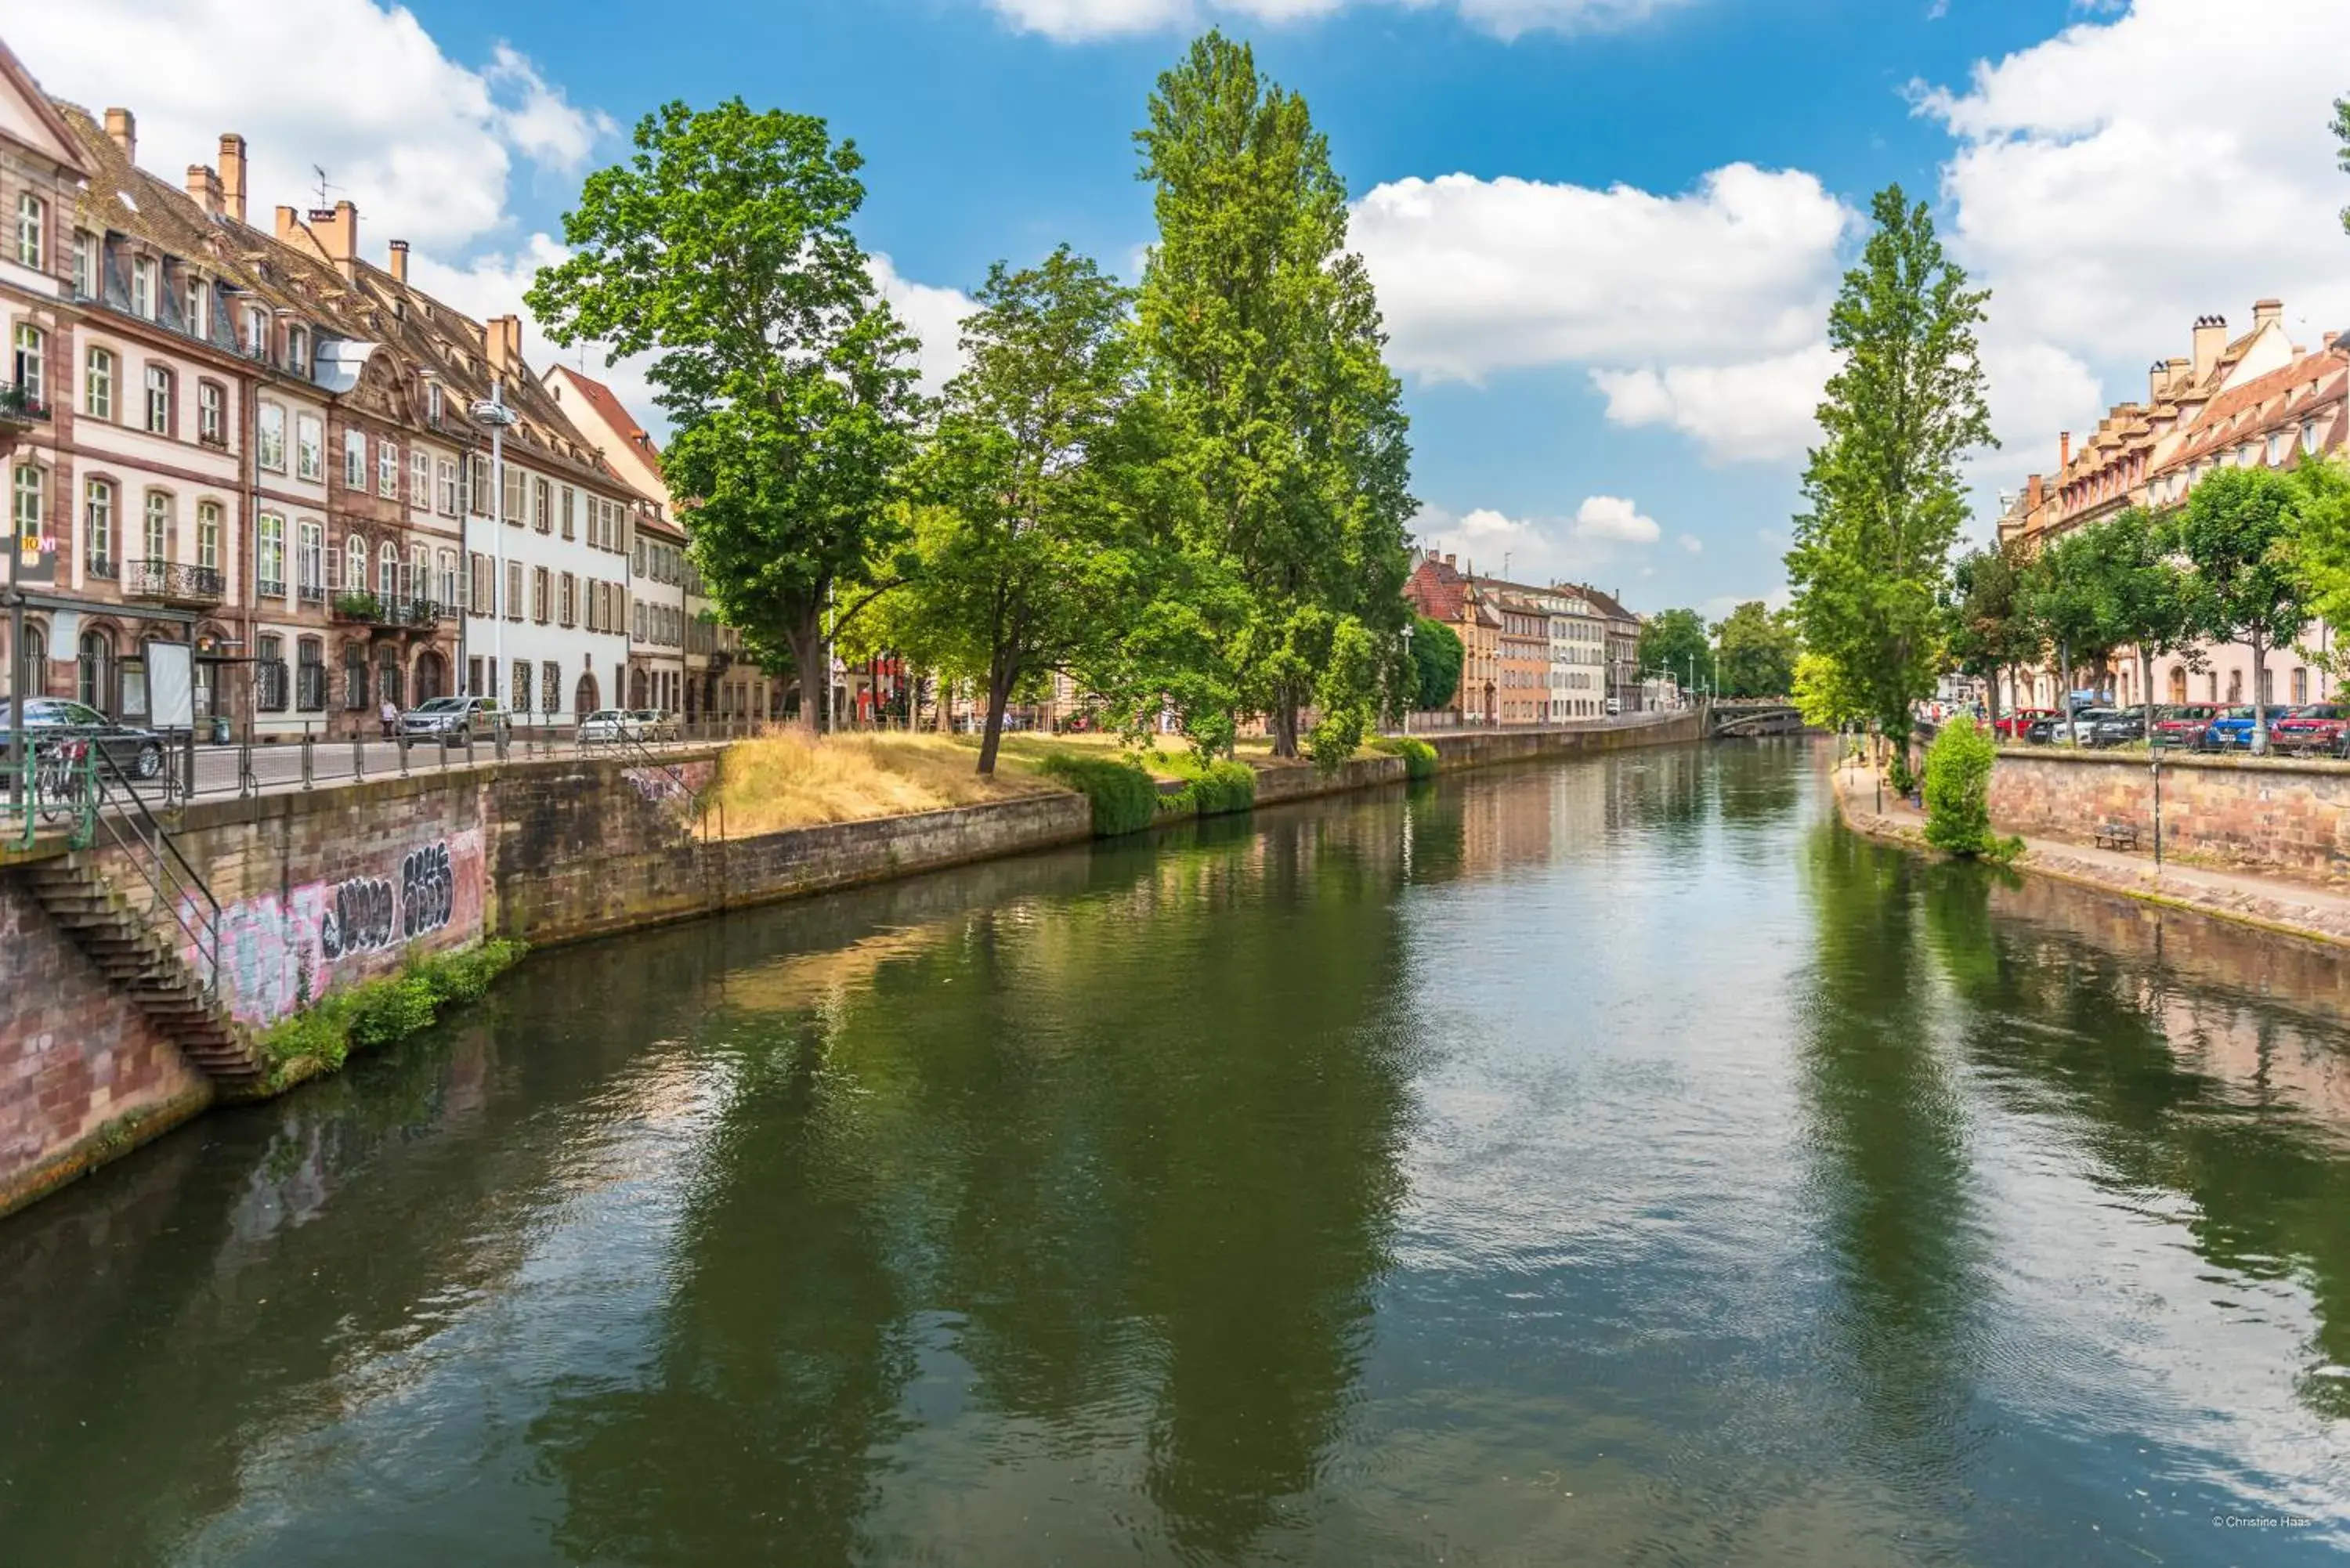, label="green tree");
[1637,607,1713,694]
[2335,93,2350,235]
[2089,508,2199,744]
[1792,650,1868,733]
[2179,467,2308,752]
[2283,451,2350,694]
[1784,185,1994,765]
[526,99,924,732]
[1943,541,2042,726]
[1922,715,2001,858]
[1407,616,1462,711]
[2021,524,2124,735]
[1712,601,1800,699]
[881,248,1159,775]
[1133,31,1415,766]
